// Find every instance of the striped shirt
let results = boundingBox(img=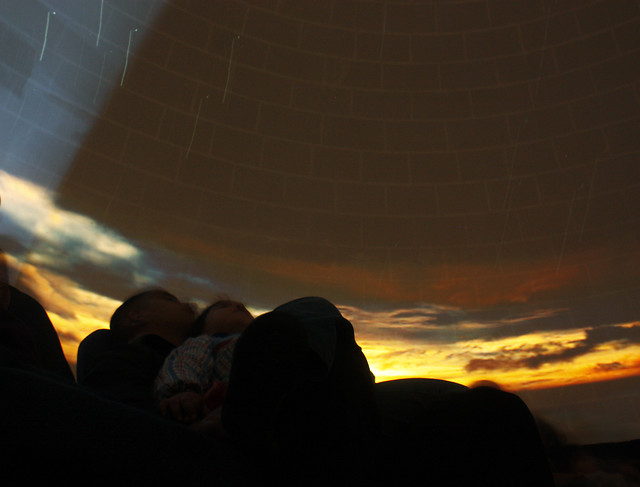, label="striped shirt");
[154,334,239,403]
